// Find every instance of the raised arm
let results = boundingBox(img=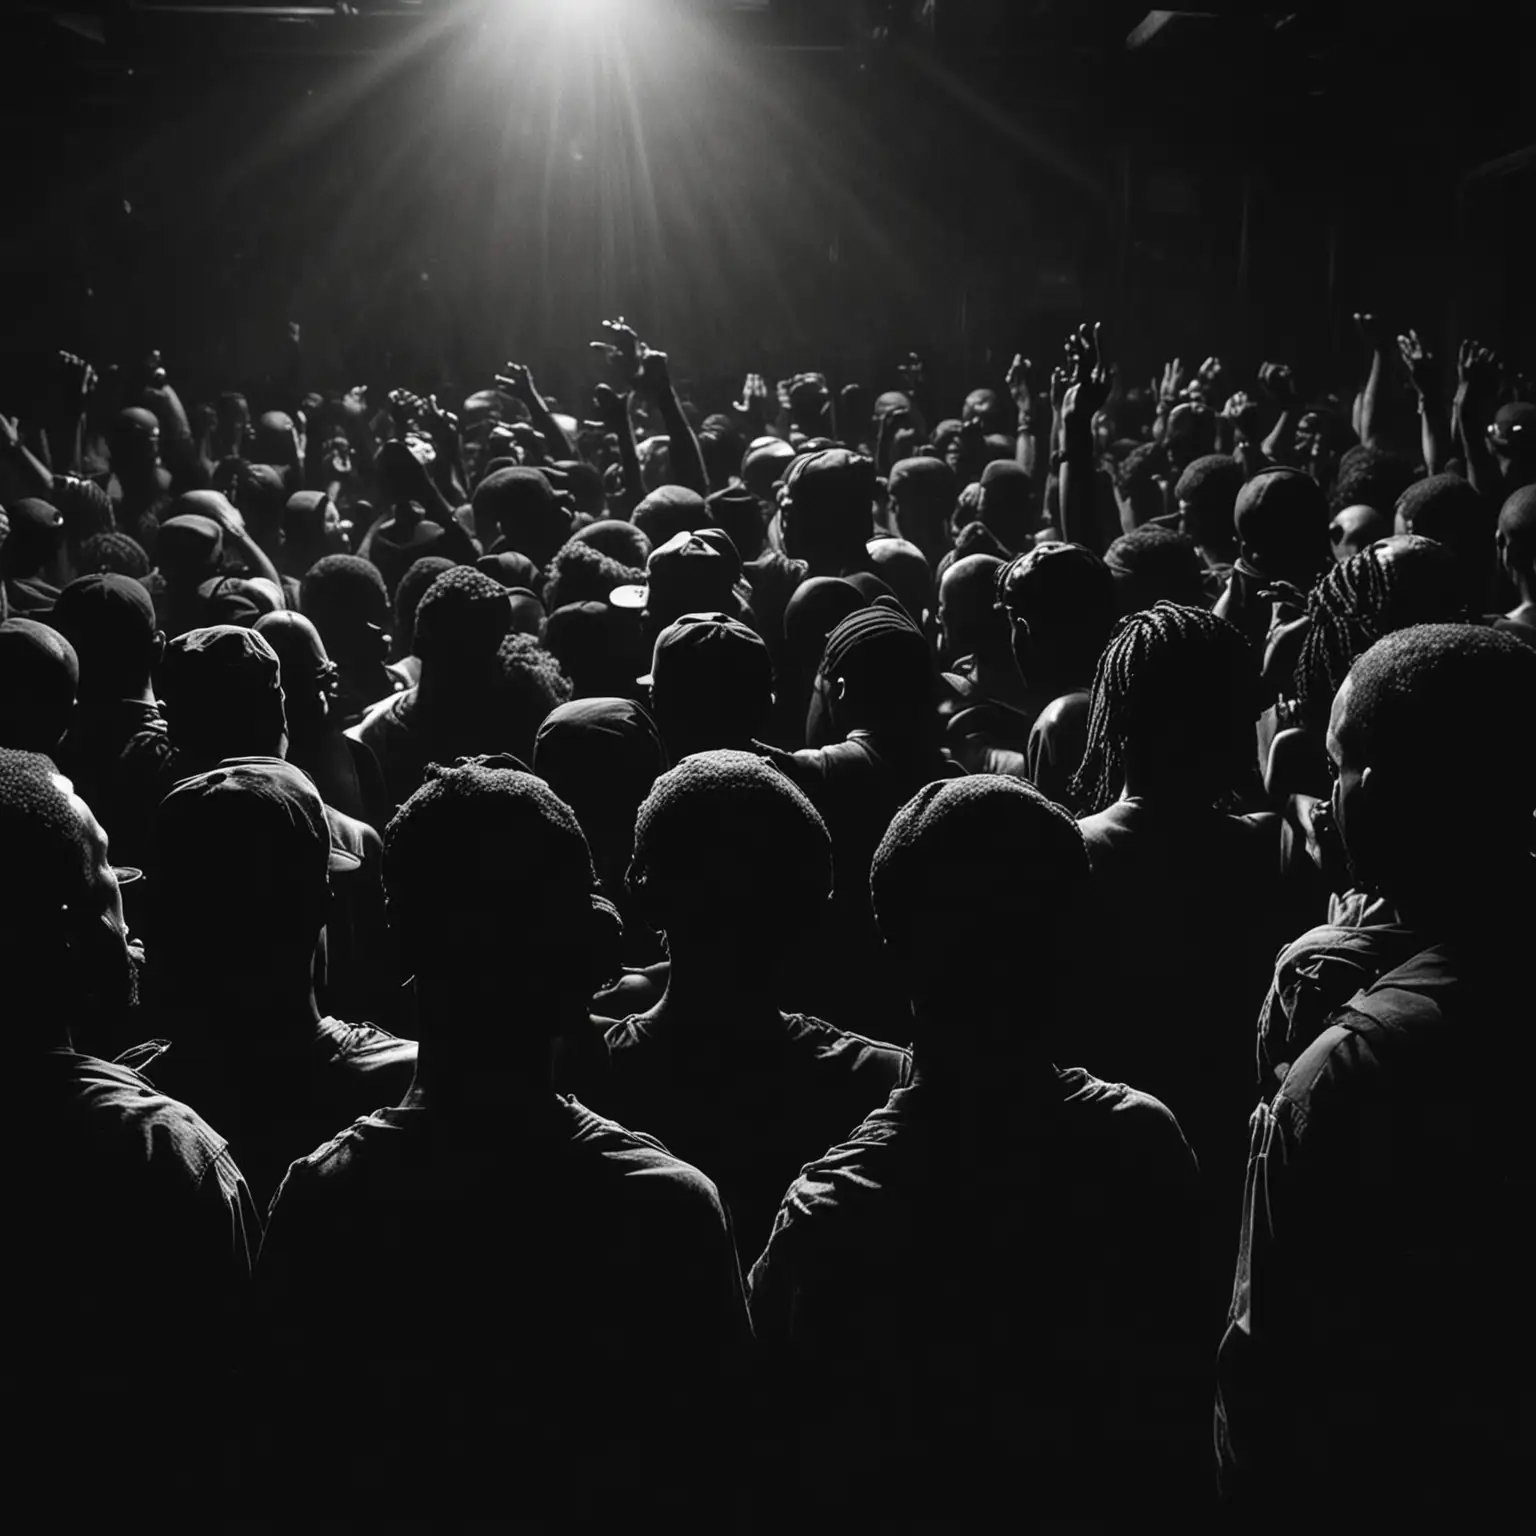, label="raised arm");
[1059,322,1112,553]
[1398,329,1450,476]
[1454,338,1503,499]
[0,411,55,499]
[1258,362,1302,466]
[637,348,708,496]
[583,383,643,518]
[1006,353,1042,485]
[497,361,574,464]
[1353,313,1391,450]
